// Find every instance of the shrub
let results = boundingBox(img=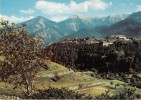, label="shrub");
[29,87,93,99]
[95,88,136,99]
